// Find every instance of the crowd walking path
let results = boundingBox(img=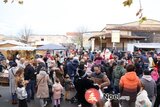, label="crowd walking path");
[0,86,77,107]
